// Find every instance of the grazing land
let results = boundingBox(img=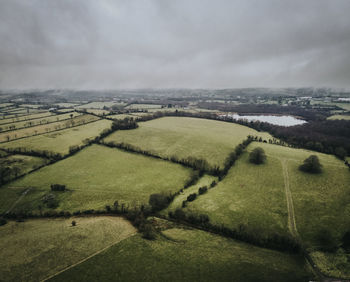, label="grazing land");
[0,144,192,213]
[0,119,112,155]
[178,149,289,238]
[0,112,54,125]
[0,217,136,282]
[0,114,100,142]
[76,101,120,109]
[125,103,162,109]
[327,114,350,120]
[50,227,314,282]
[104,116,271,169]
